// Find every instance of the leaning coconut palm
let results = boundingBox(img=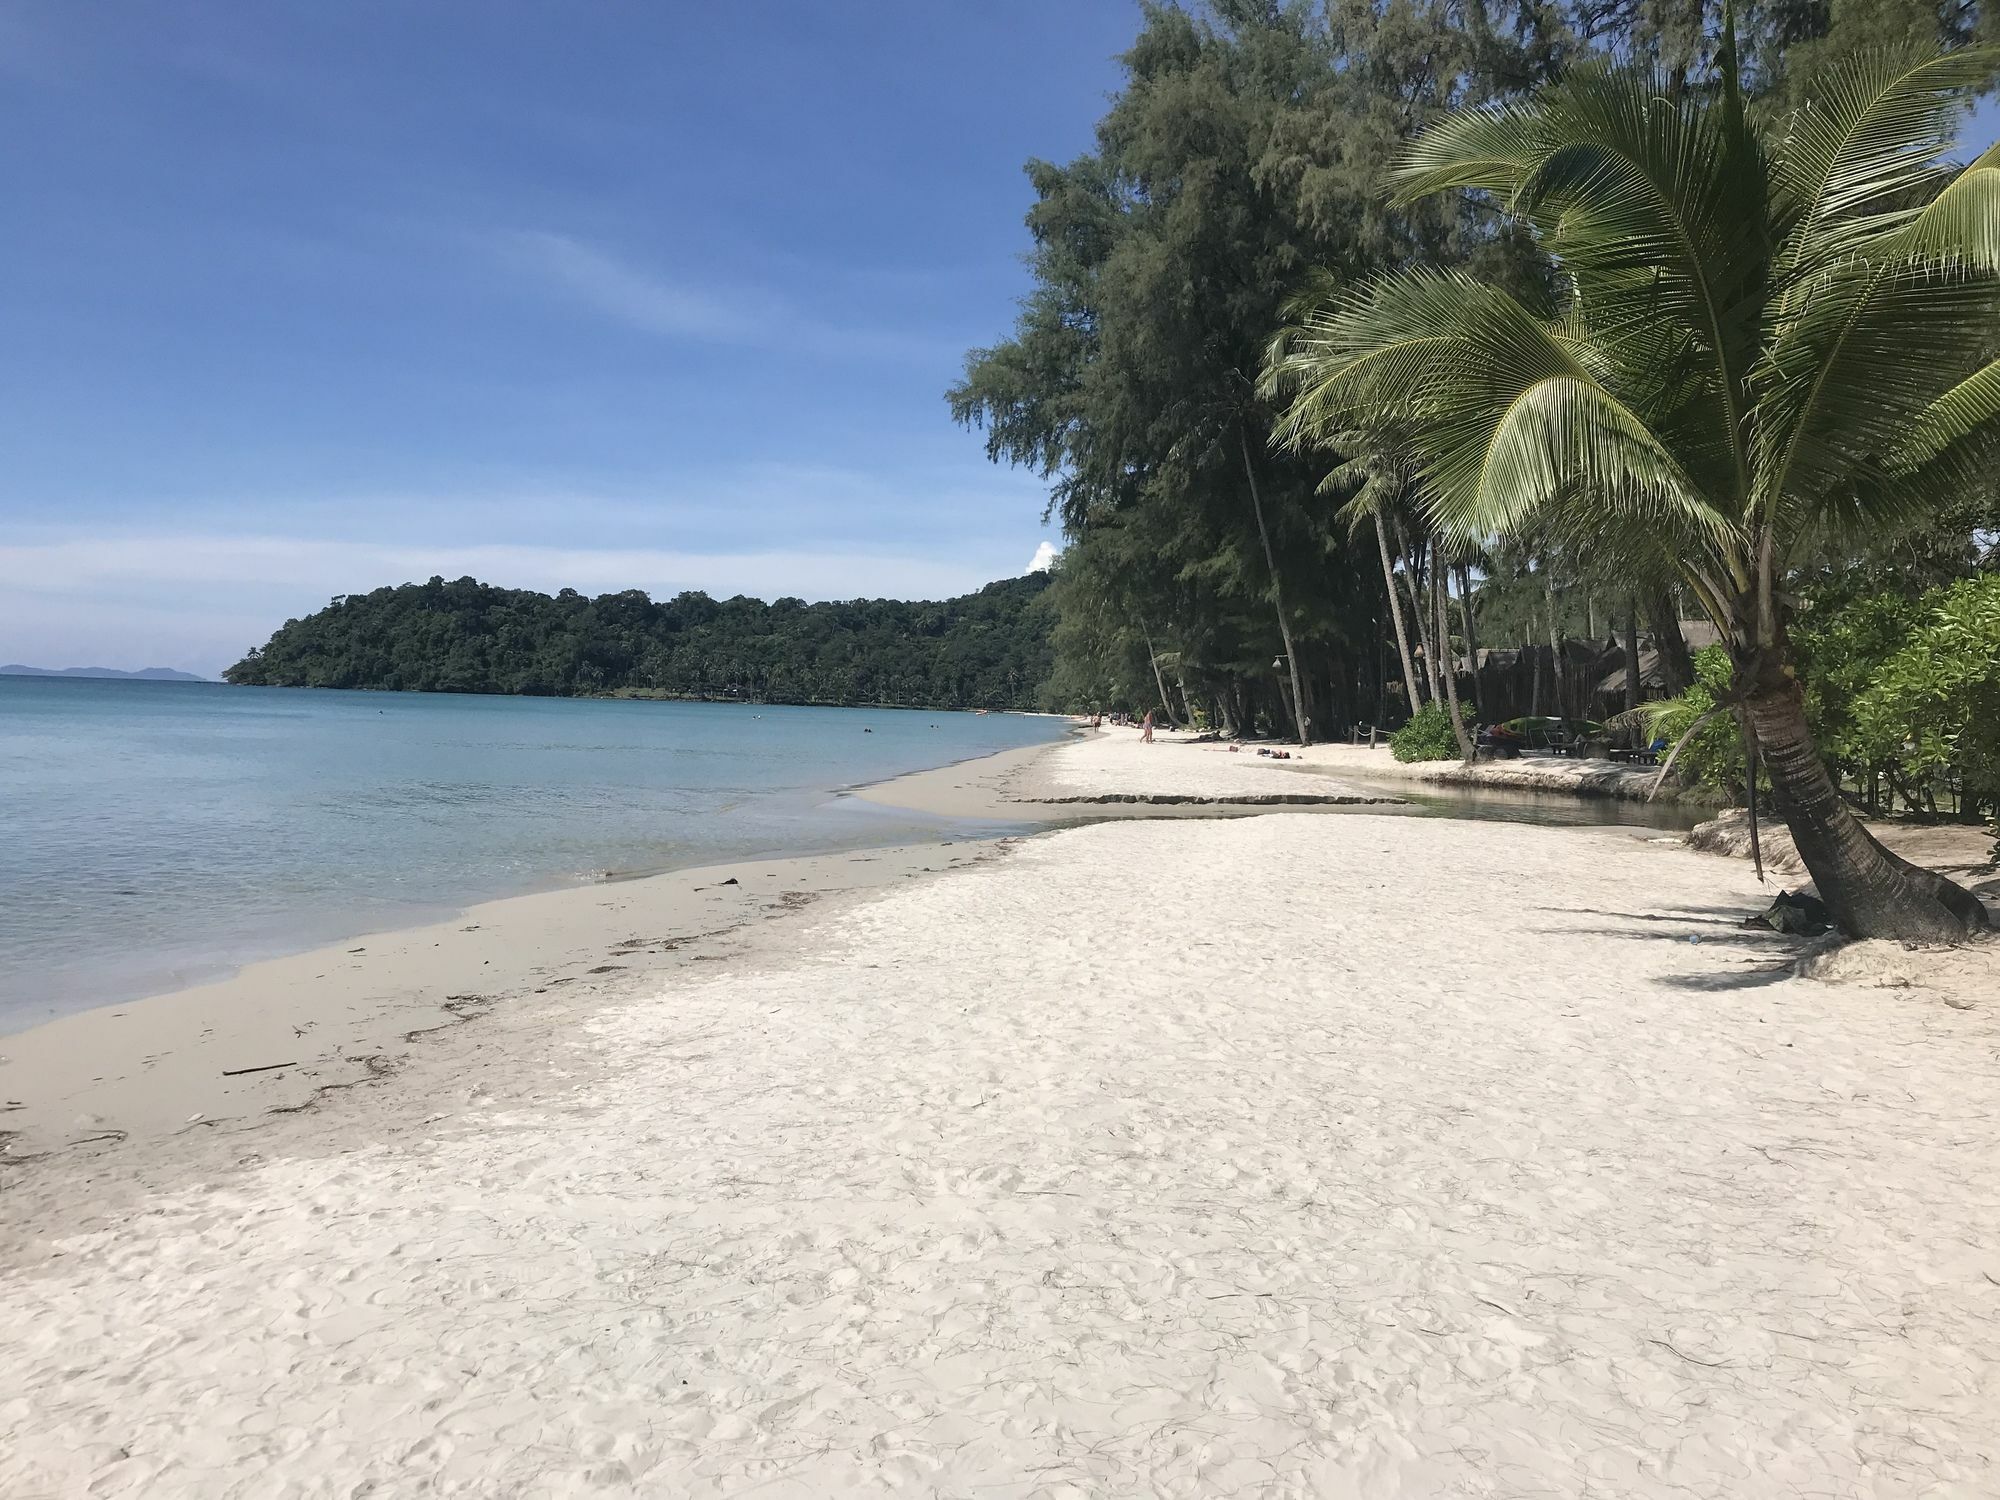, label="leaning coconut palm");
[1265,27,1998,941]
